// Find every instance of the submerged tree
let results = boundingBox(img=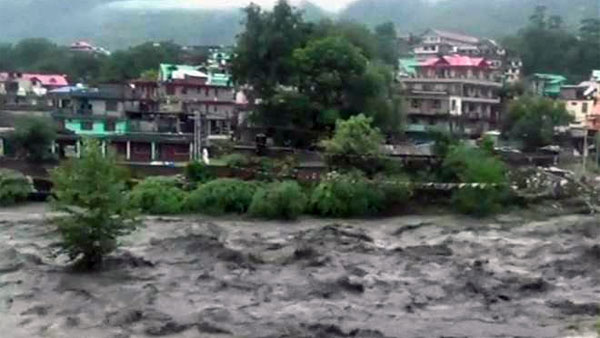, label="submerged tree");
[51,139,138,269]
[11,116,56,162]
